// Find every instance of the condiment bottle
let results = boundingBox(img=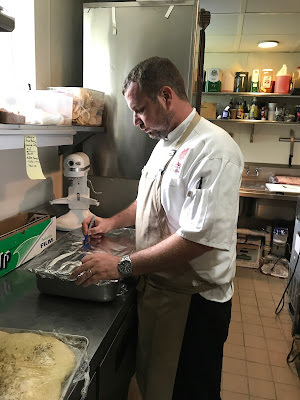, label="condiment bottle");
[260,69,274,93]
[250,69,260,92]
[274,64,291,94]
[261,104,267,120]
[249,97,259,120]
[237,102,244,119]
